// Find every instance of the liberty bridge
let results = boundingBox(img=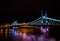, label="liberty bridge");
[11,10,60,26]
[0,10,60,33]
[0,10,60,29]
